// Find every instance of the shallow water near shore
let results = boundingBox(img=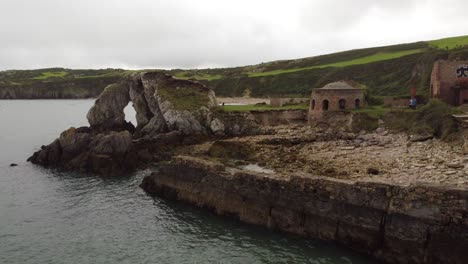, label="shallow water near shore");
[0,100,376,264]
